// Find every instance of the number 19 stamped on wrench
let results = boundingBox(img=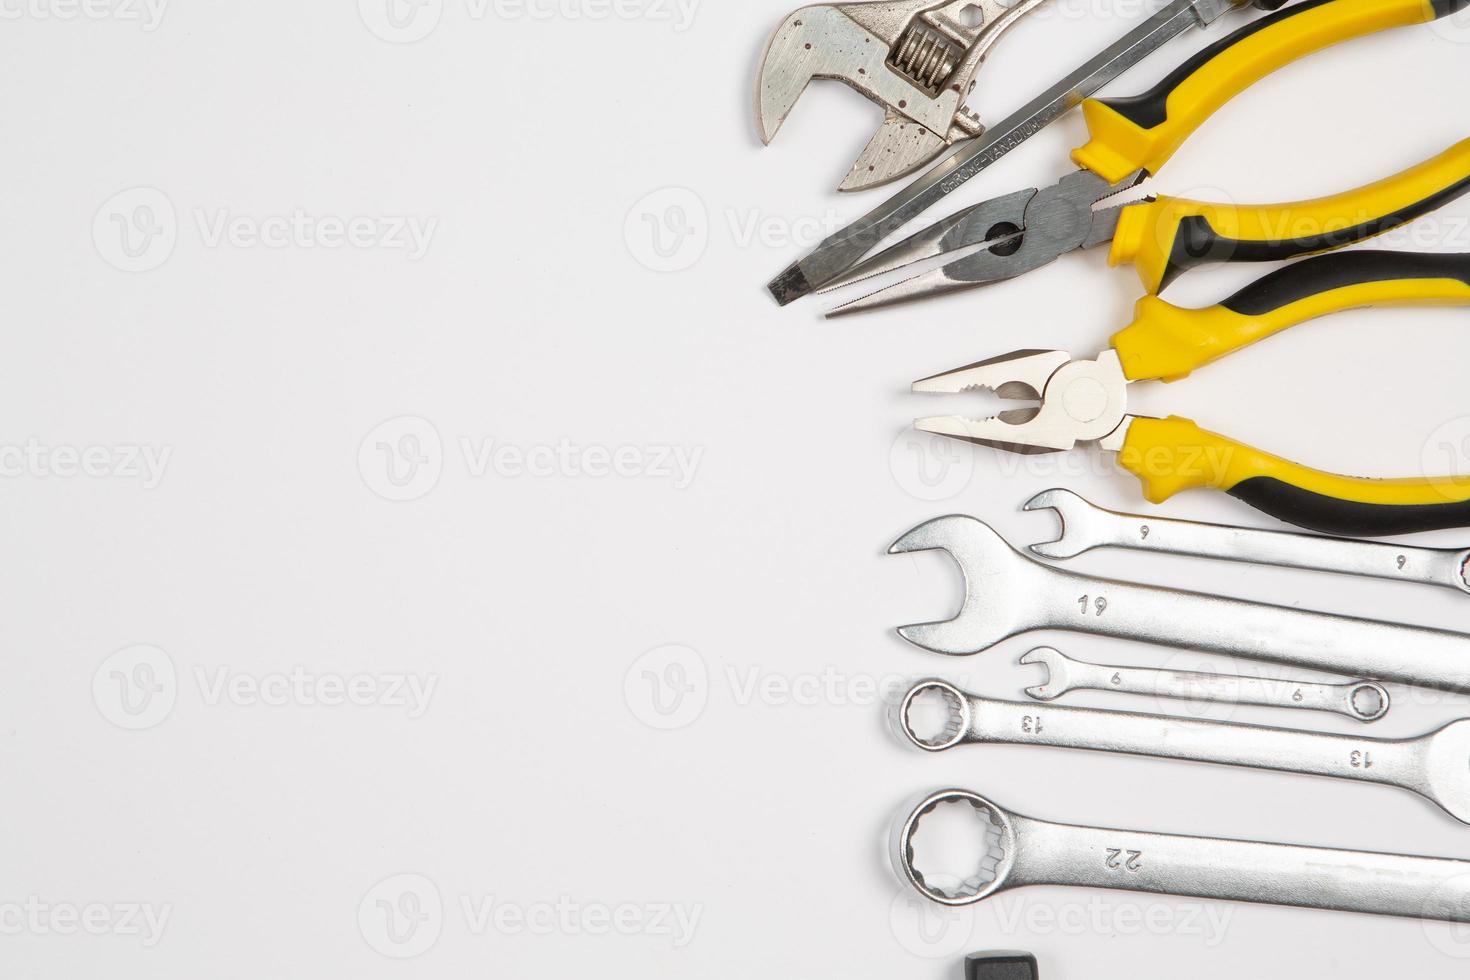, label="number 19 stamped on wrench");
[889,516,1470,693]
